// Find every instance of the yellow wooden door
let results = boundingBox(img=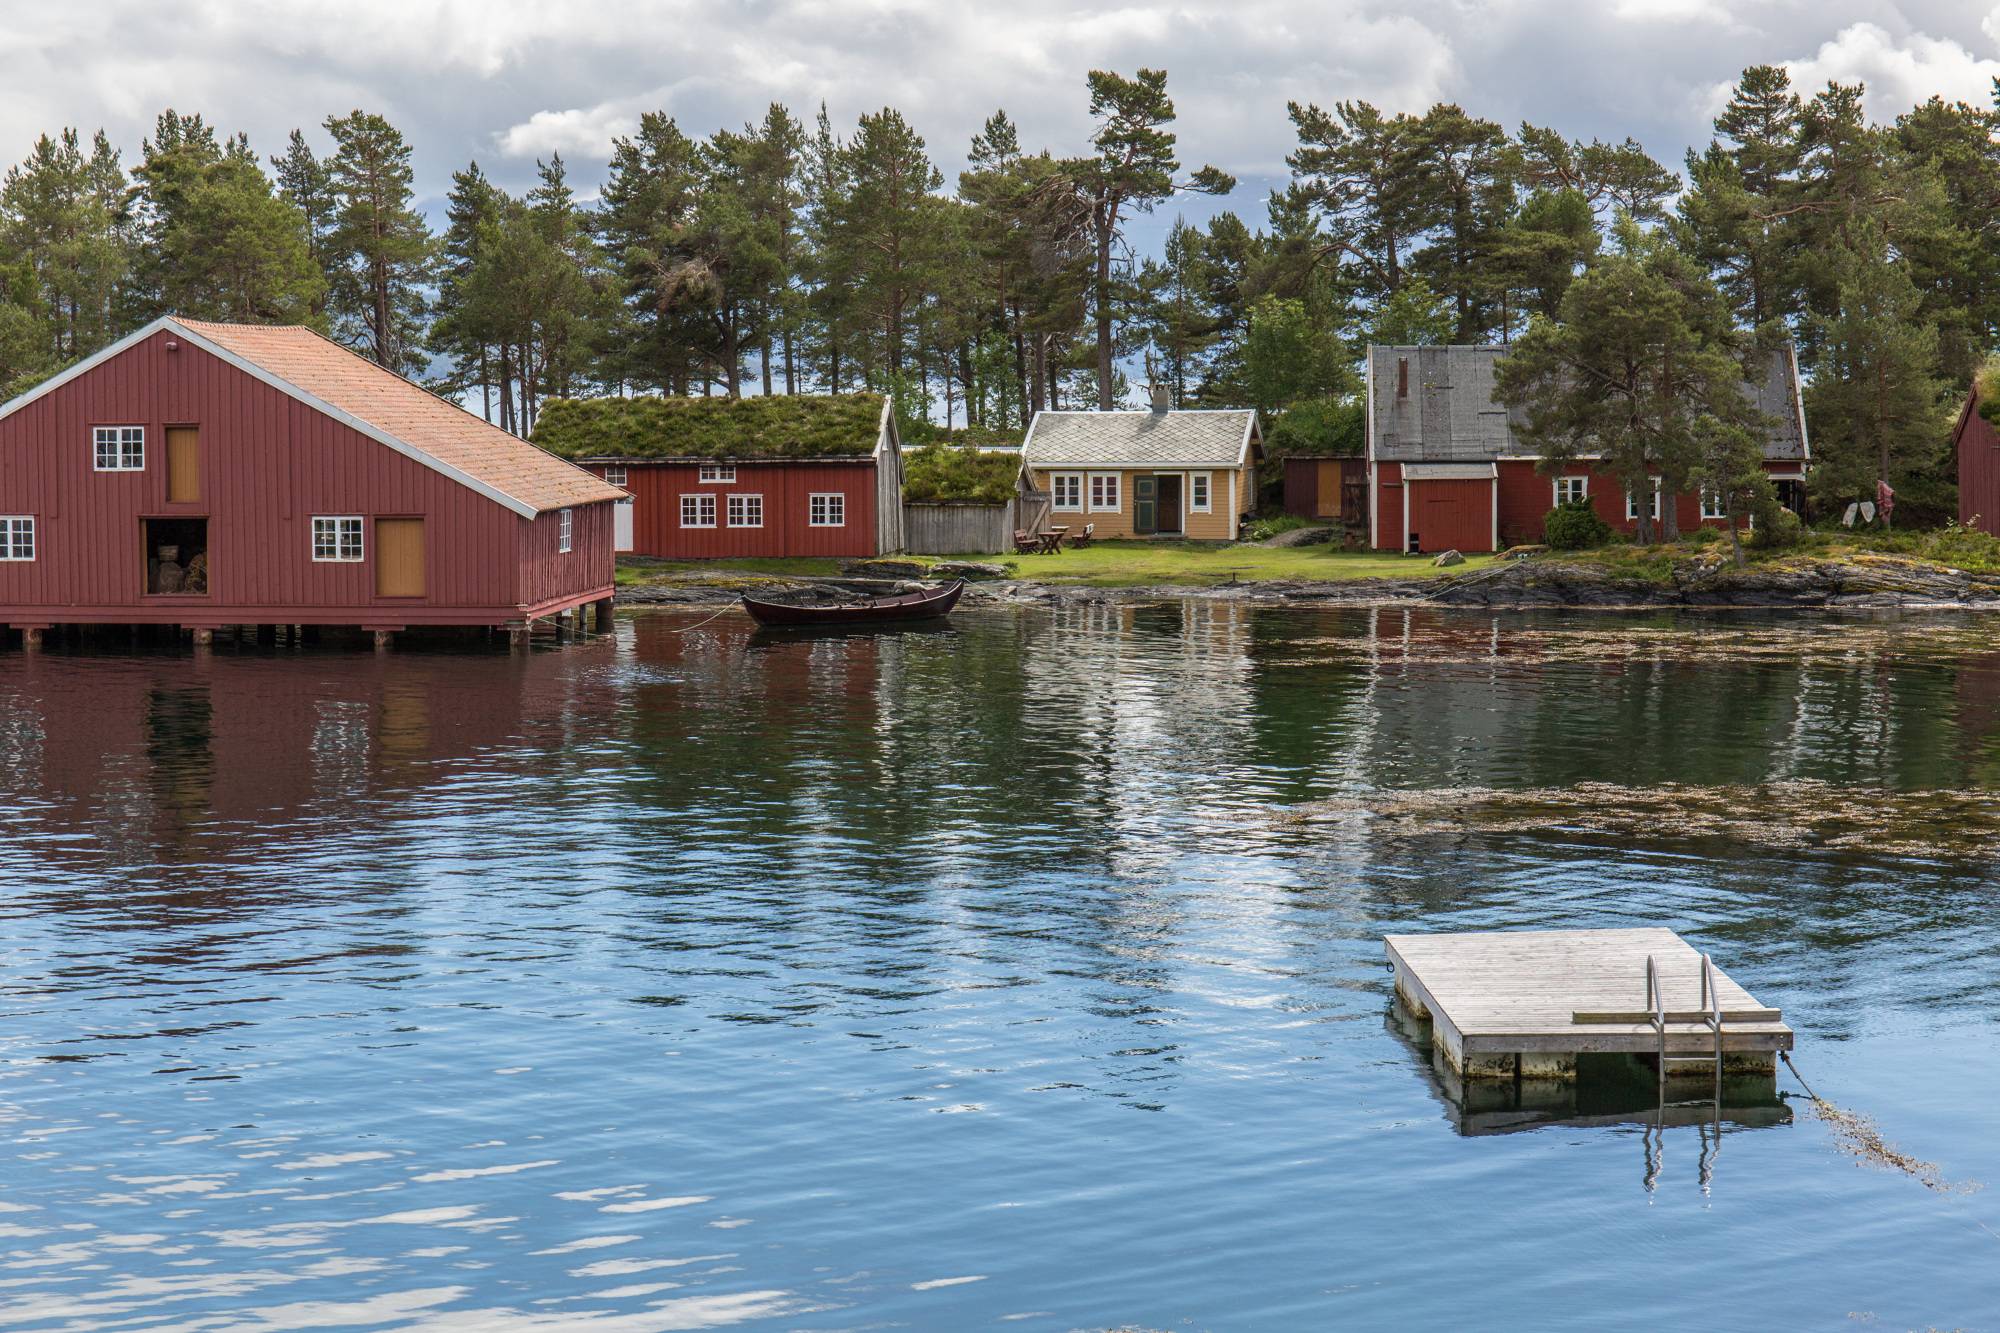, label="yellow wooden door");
[166,427,200,503]
[374,518,426,597]
[1315,460,1340,518]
